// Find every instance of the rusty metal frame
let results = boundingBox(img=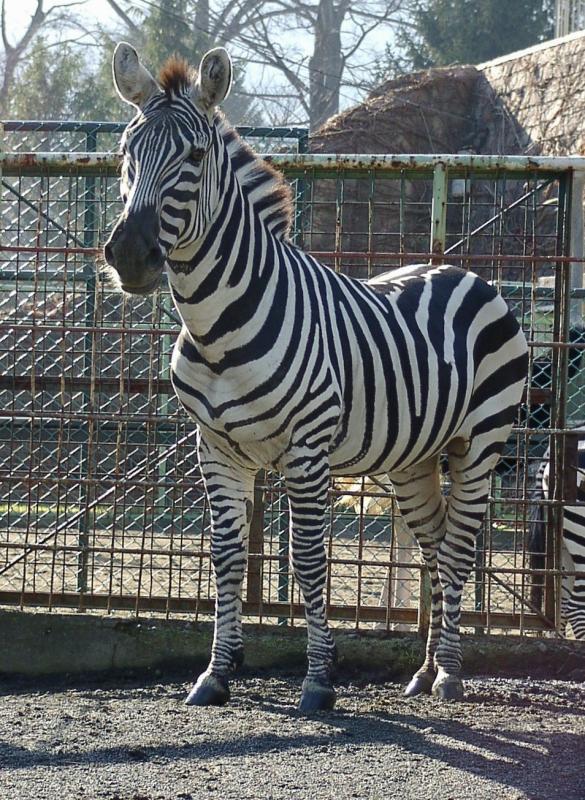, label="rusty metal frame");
[1,146,584,636]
